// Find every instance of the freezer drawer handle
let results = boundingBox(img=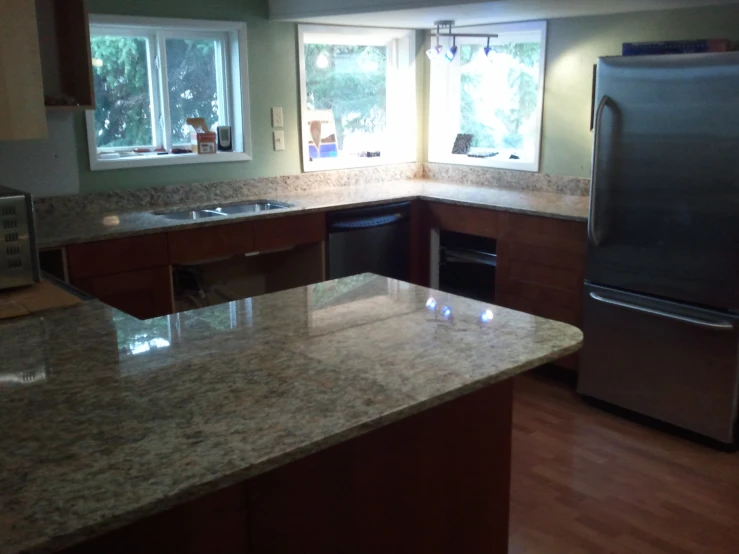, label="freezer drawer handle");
[589,95,612,246]
[589,292,734,331]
